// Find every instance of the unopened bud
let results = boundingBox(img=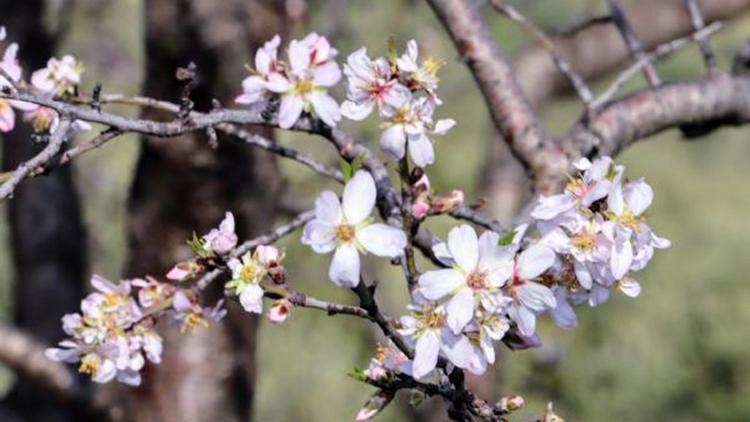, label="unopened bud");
[267,299,292,324]
[429,189,464,214]
[498,395,525,412]
[166,262,201,281]
[412,201,429,220]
